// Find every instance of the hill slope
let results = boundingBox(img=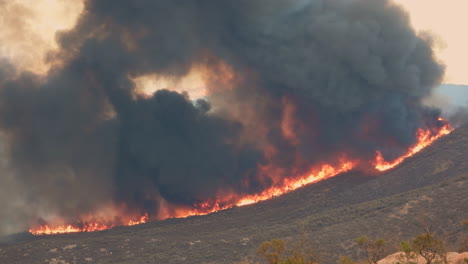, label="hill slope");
[1,125,468,264]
